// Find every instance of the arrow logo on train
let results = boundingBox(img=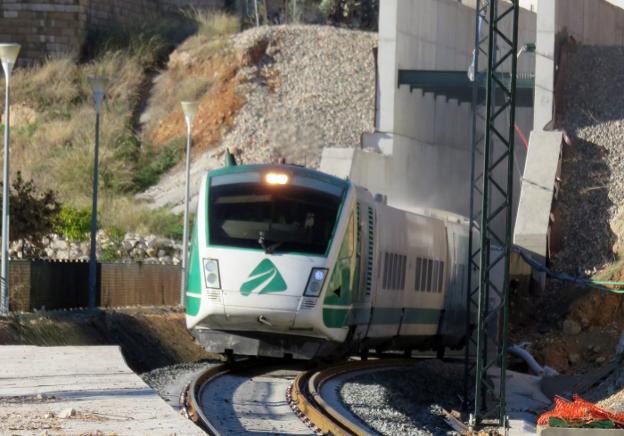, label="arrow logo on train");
[240,259,287,296]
